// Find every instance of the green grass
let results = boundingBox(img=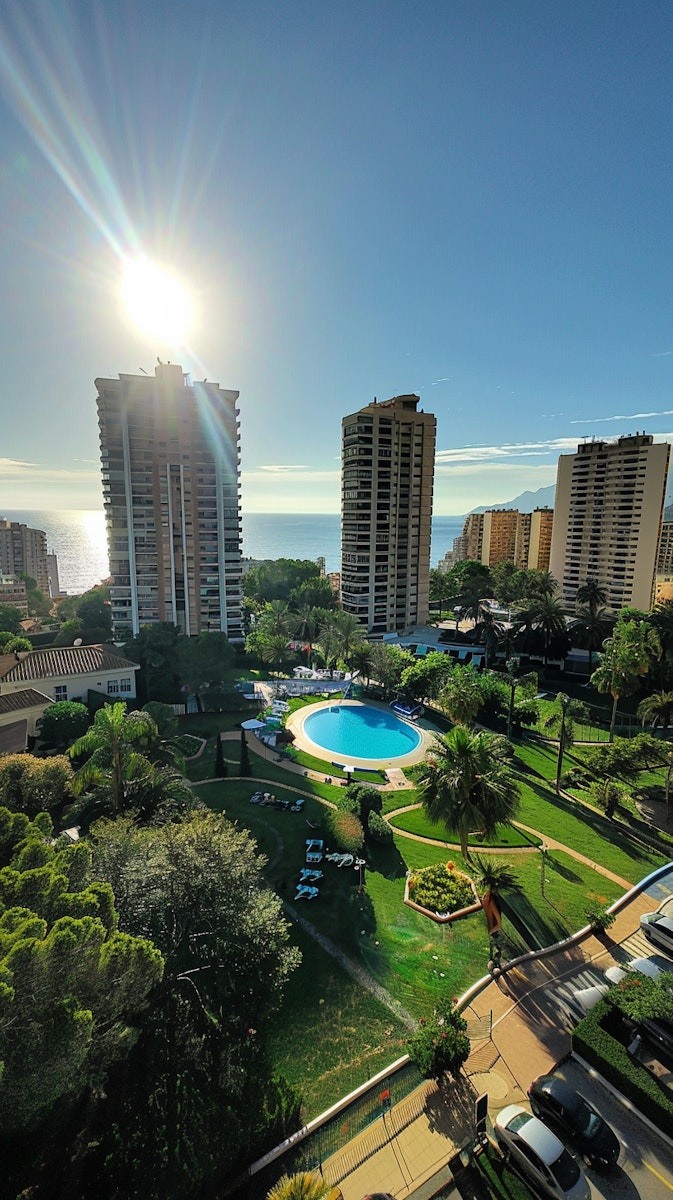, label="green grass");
[388,807,540,848]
